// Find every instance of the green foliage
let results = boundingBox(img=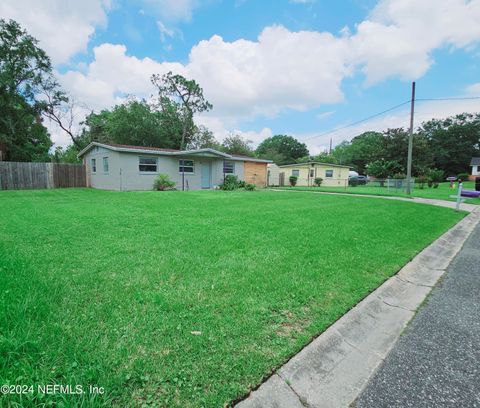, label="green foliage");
[244,183,256,191]
[151,71,212,149]
[220,134,254,156]
[153,173,176,191]
[428,168,444,188]
[416,175,429,189]
[219,175,240,190]
[186,125,221,150]
[289,175,298,186]
[349,177,359,187]
[457,172,469,181]
[82,99,191,149]
[314,177,323,187]
[365,160,401,179]
[256,135,309,165]
[51,145,82,163]
[419,113,480,176]
[0,19,57,161]
[393,173,406,179]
